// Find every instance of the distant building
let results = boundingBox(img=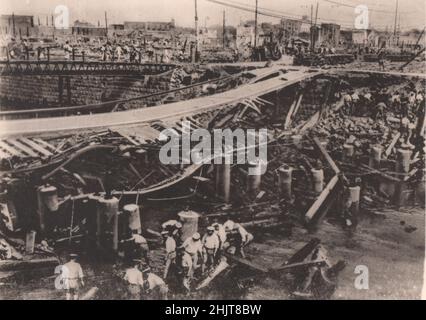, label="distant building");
[0,14,35,37]
[236,23,257,49]
[399,29,425,47]
[340,30,353,46]
[123,20,175,32]
[72,20,106,37]
[108,24,125,37]
[351,29,380,46]
[280,18,302,39]
[199,28,219,47]
[320,23,340,47]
